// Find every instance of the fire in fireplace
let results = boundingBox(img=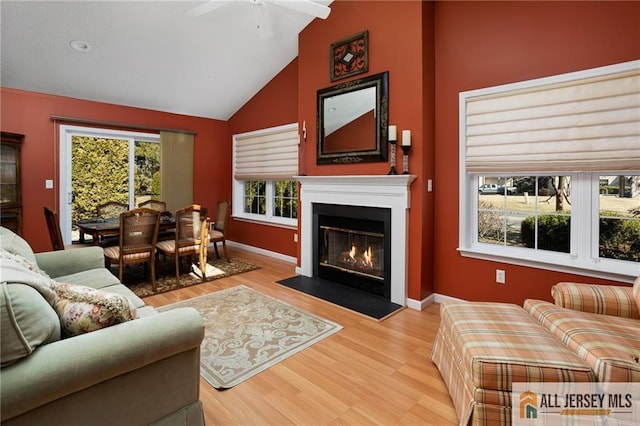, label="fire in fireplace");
[319,225,384,280]
[313,203,391,298]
